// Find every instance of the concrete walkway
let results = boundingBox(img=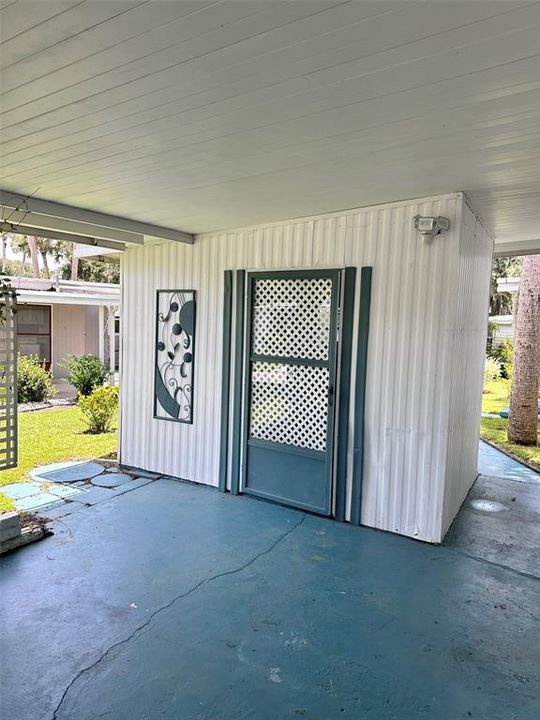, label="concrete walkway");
[478,439,540,483]
[1,475,538,720]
